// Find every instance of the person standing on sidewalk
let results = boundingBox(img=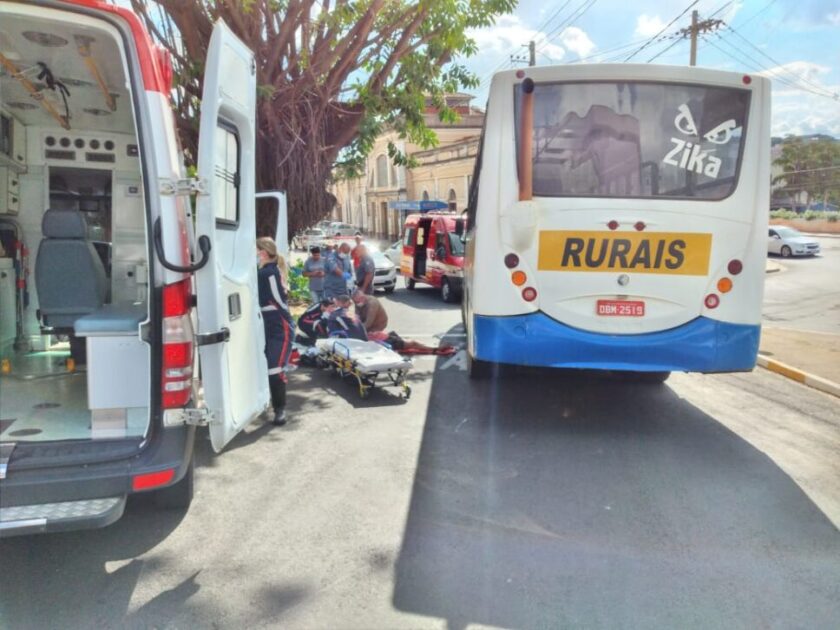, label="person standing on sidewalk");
[257,237,295,426]
[302,246,326,303]
[324,242,353,299]
[355,243,376,295]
